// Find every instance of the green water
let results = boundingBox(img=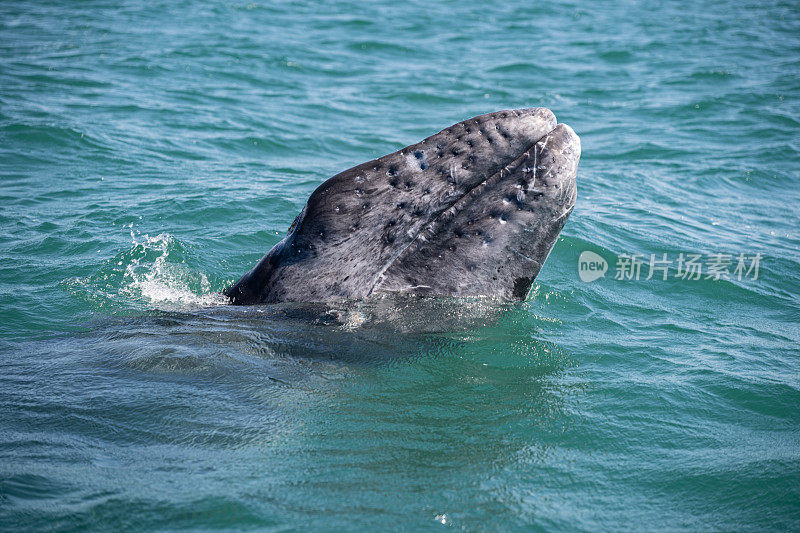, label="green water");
[1,0,799,530]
